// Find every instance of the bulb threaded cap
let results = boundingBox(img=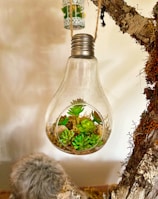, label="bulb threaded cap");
[71,34,94,57]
